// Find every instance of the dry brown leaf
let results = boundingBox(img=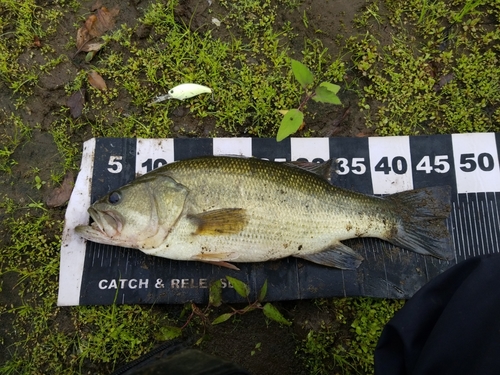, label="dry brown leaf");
[76,26,90,52]
[76,5,119,53]
[88,71,107,91]
[45,172,75,208]
[84,14,99,37]
[85,42,104,53]
[93,7,119,36]
[91,0,103,12]
[33,36,41,48]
